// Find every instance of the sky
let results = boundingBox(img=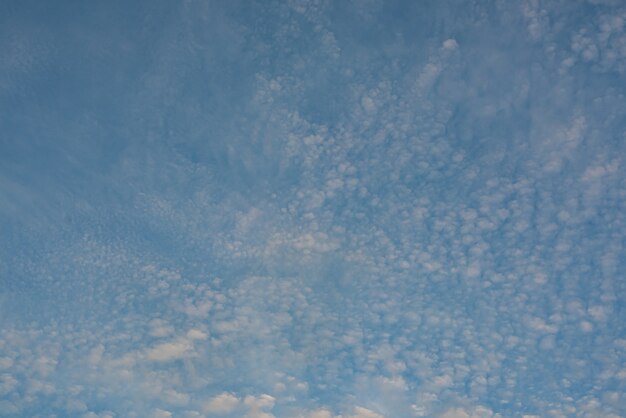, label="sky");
[0,0,625,417]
